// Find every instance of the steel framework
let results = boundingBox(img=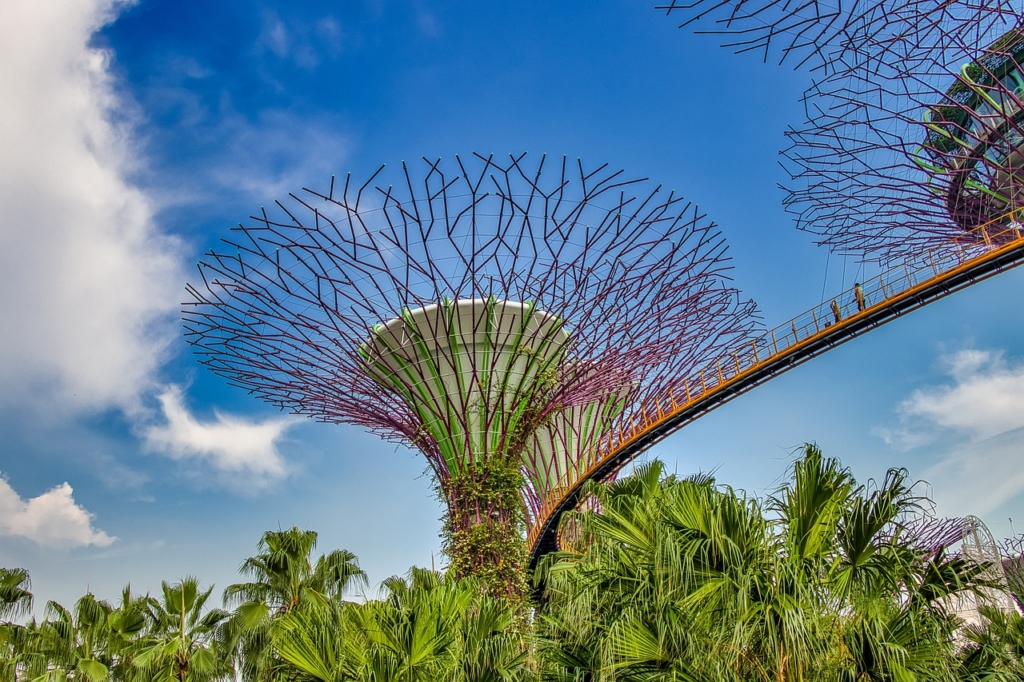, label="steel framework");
[501,0,1024,562]
[184,153,758,587]
[659,0,1023,260]
[784,8,1024,260]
